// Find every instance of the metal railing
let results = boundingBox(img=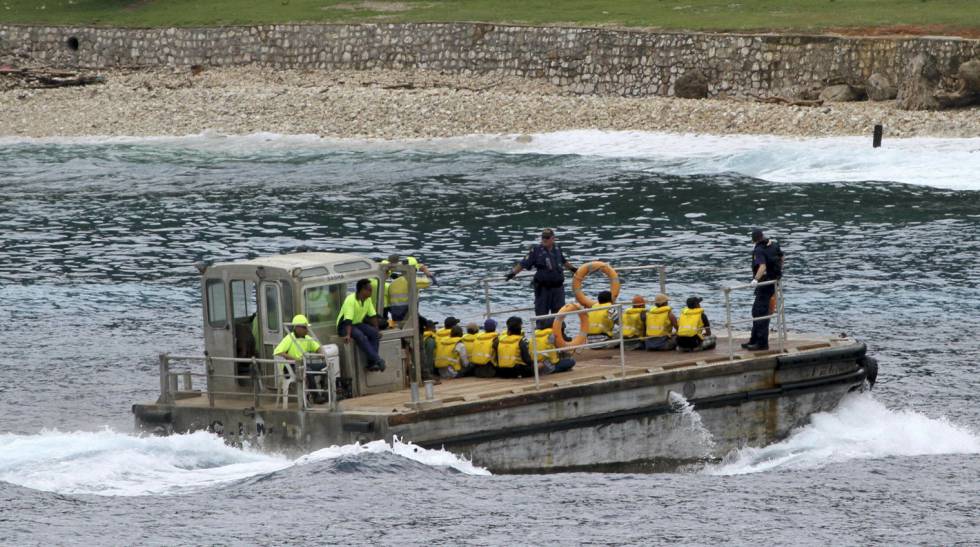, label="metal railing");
[528,303,628,390]
[157,352,339,411]
[721,279,786,361]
